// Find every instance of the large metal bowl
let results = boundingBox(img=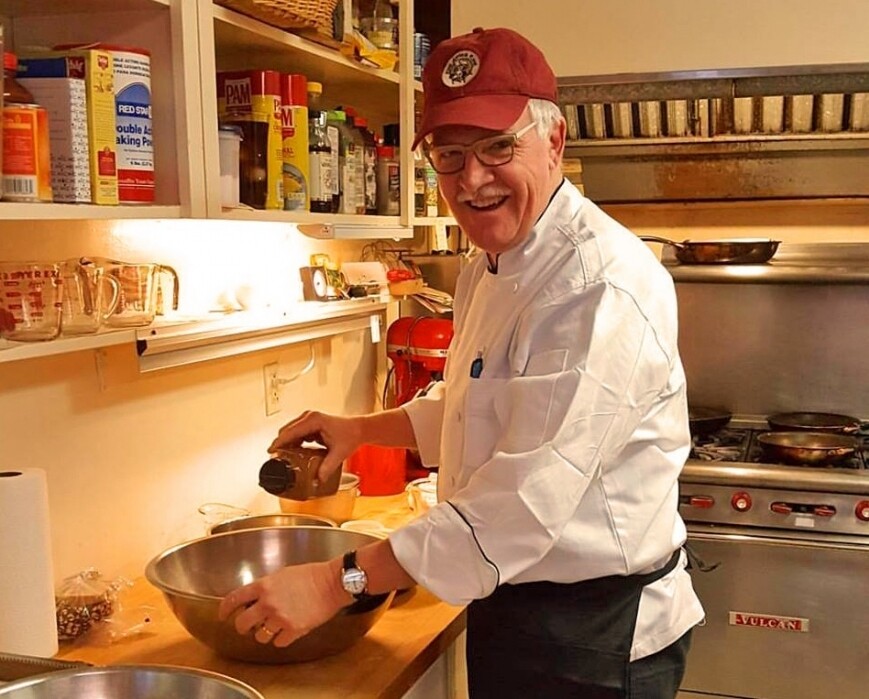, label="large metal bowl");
[0,665,263,698]
[145,527,394,663]
[209,513,336,535]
